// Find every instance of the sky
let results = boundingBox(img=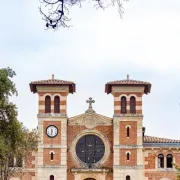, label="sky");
[0,0,180,139]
